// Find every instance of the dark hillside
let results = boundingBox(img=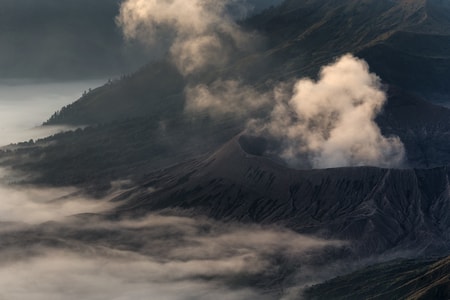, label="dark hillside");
[113,136,450,256]
[45,61,185,125]
[304,255,450,300]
